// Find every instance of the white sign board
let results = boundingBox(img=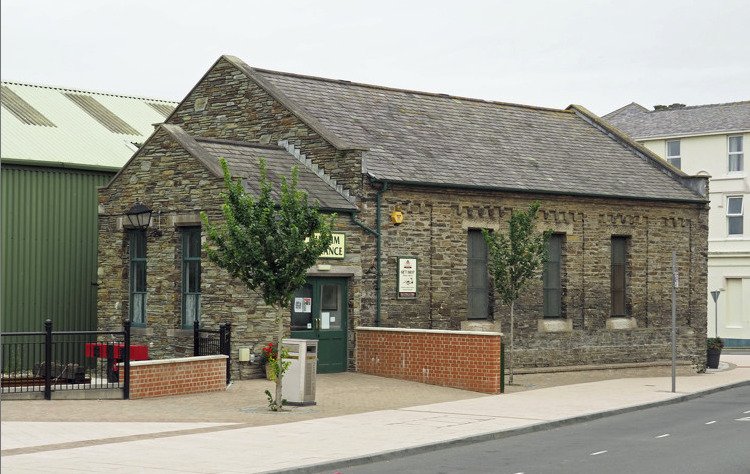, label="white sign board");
[397,257,418,299]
